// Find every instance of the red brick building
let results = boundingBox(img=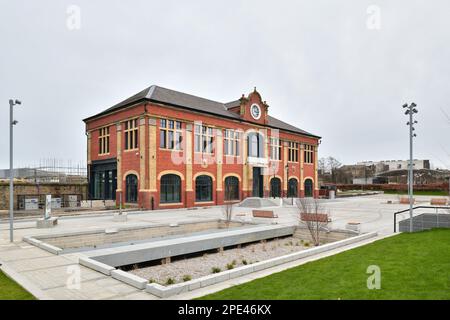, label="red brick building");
[83,86,321,209]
